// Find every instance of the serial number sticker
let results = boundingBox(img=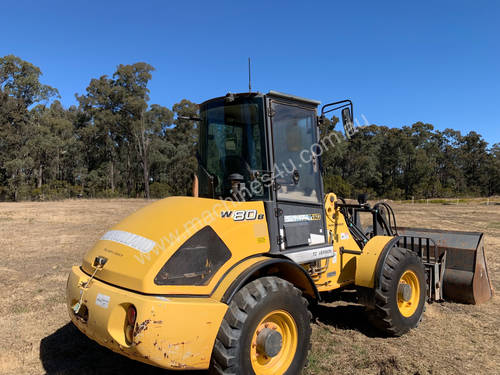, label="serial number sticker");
[95,293,110,309]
